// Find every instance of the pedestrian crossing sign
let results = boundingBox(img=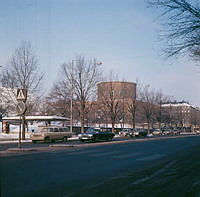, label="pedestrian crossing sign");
[17,89,27,101]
